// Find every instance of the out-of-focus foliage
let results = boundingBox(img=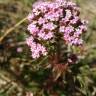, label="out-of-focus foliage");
[0,0,96,96]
